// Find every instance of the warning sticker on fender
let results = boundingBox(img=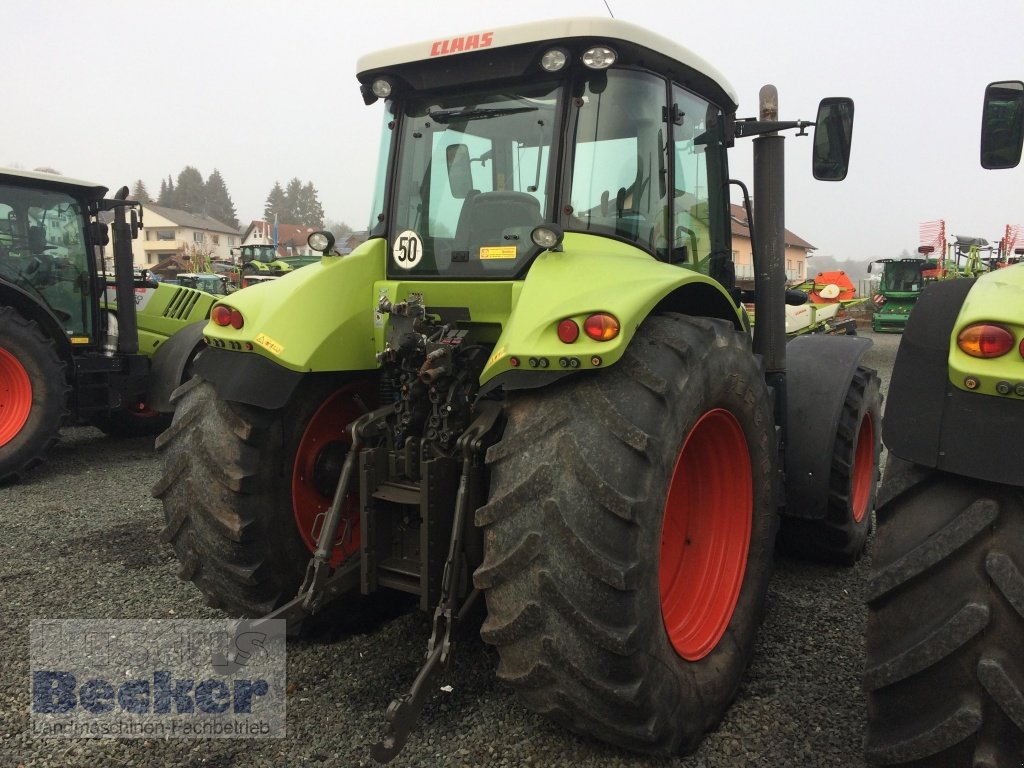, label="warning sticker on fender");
[479,246,517,260]
[254,333,284,356]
